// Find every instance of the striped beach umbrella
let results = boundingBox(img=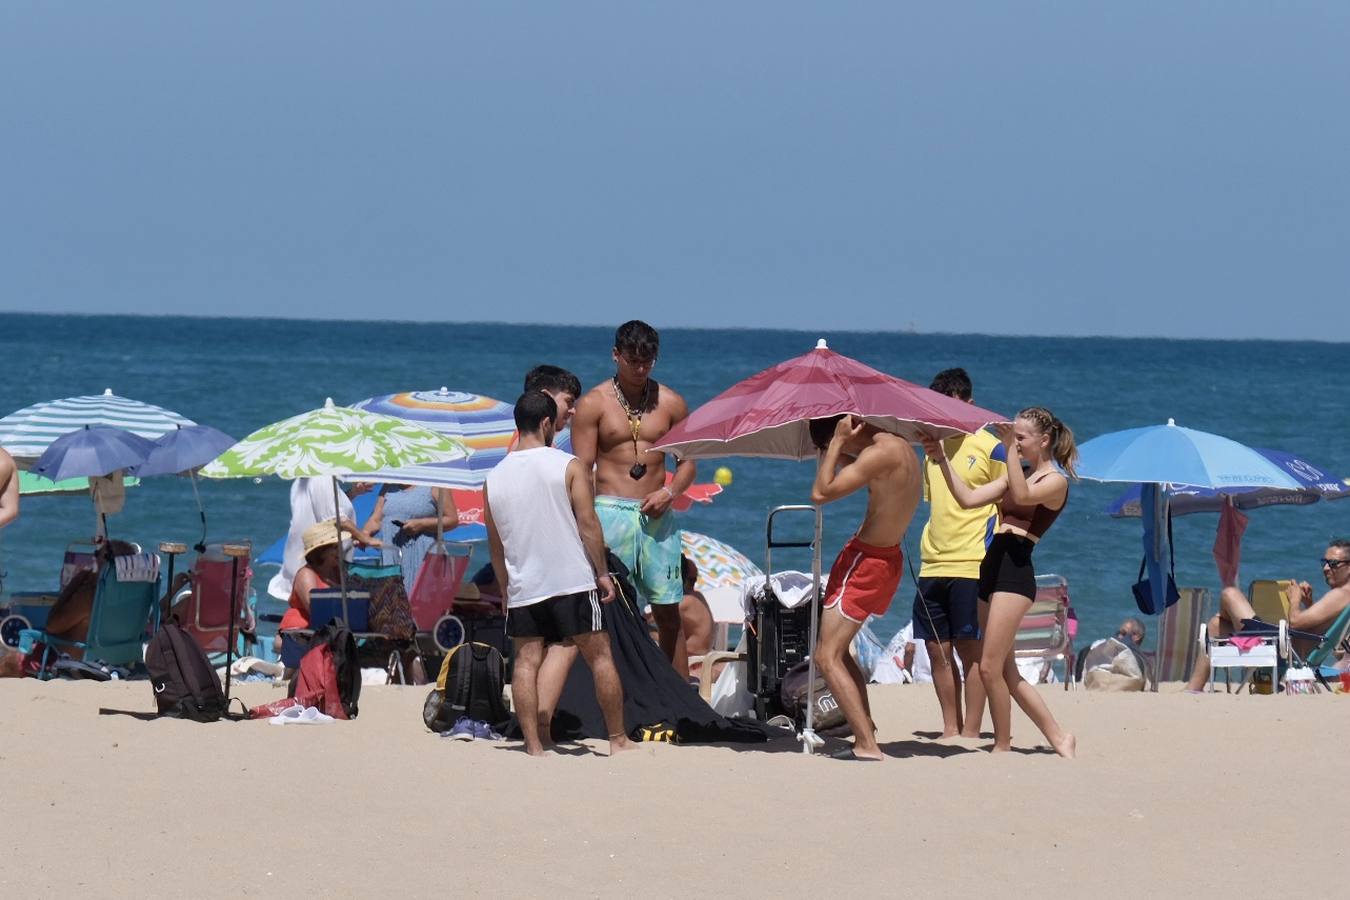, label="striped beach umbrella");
[18,471,140,497]
[0,389,195,465]
[681,530,762,592]
[348,388,518,488]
